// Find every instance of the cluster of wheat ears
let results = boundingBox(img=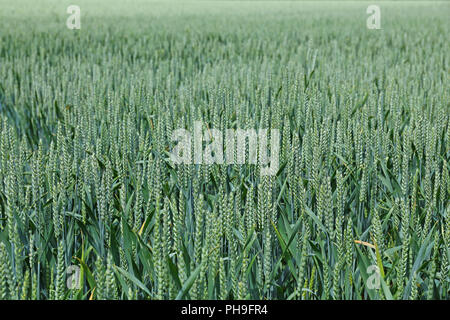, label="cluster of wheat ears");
[0,1,448,300]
